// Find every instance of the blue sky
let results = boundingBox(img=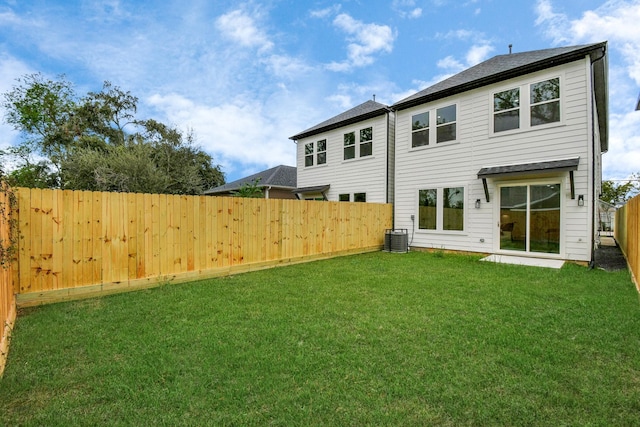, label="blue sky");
[1,0,639,183]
